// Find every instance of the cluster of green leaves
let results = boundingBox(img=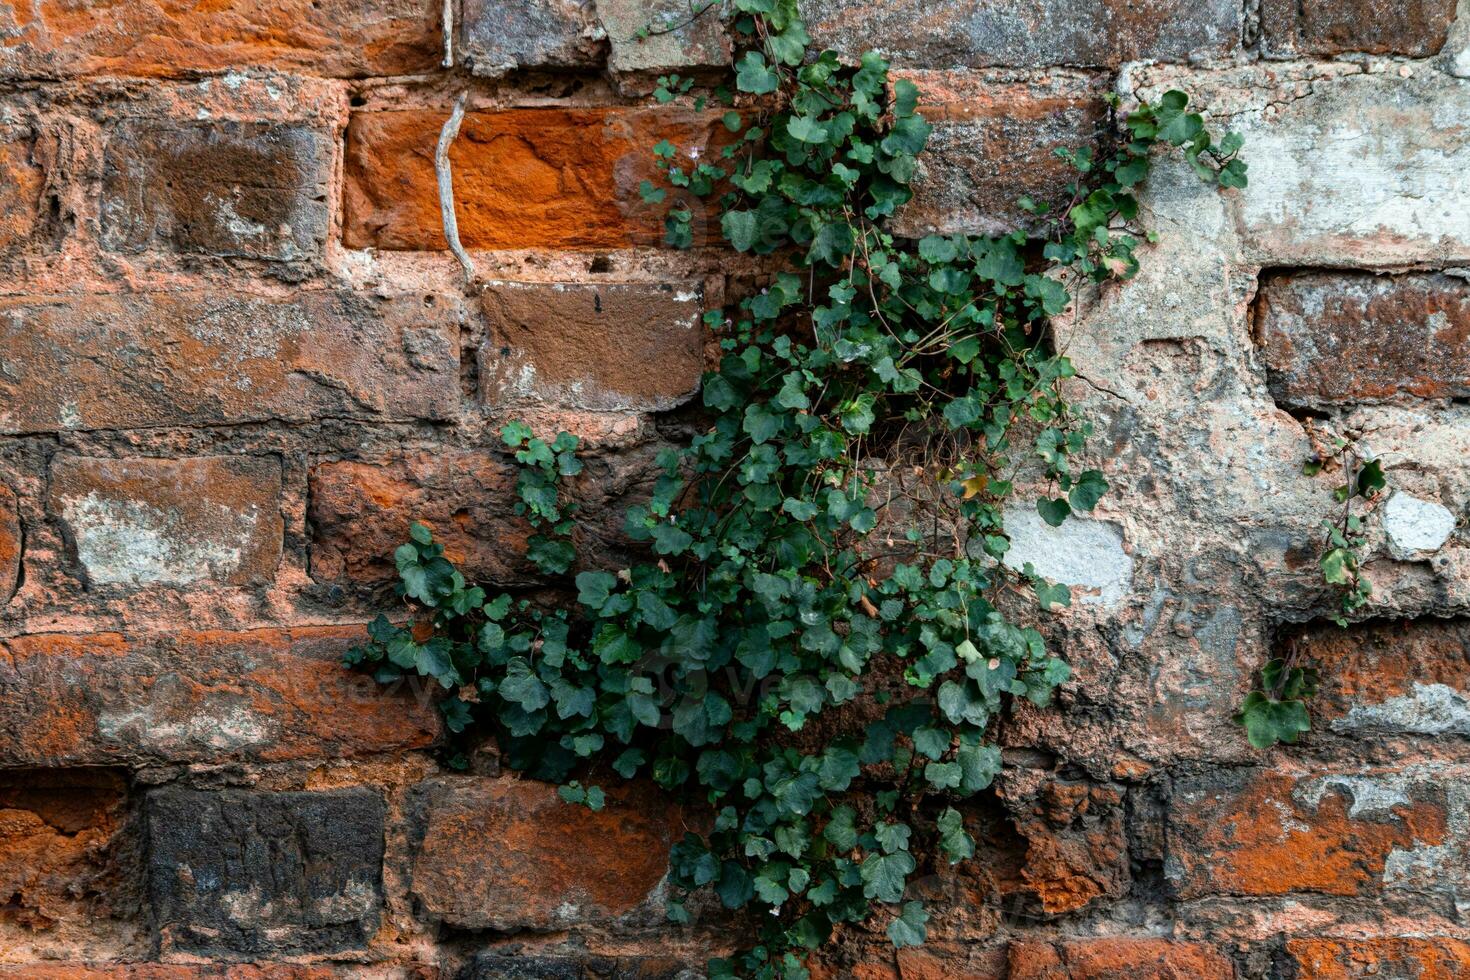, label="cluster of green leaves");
[348,3,1244,975]
[1235,437,1387,750]
[1234,656,1319,749]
